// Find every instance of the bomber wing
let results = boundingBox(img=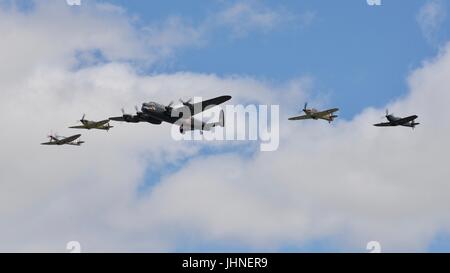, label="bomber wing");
[109,116,125,121]
[109,115,141,123]
[179,95,232,116]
